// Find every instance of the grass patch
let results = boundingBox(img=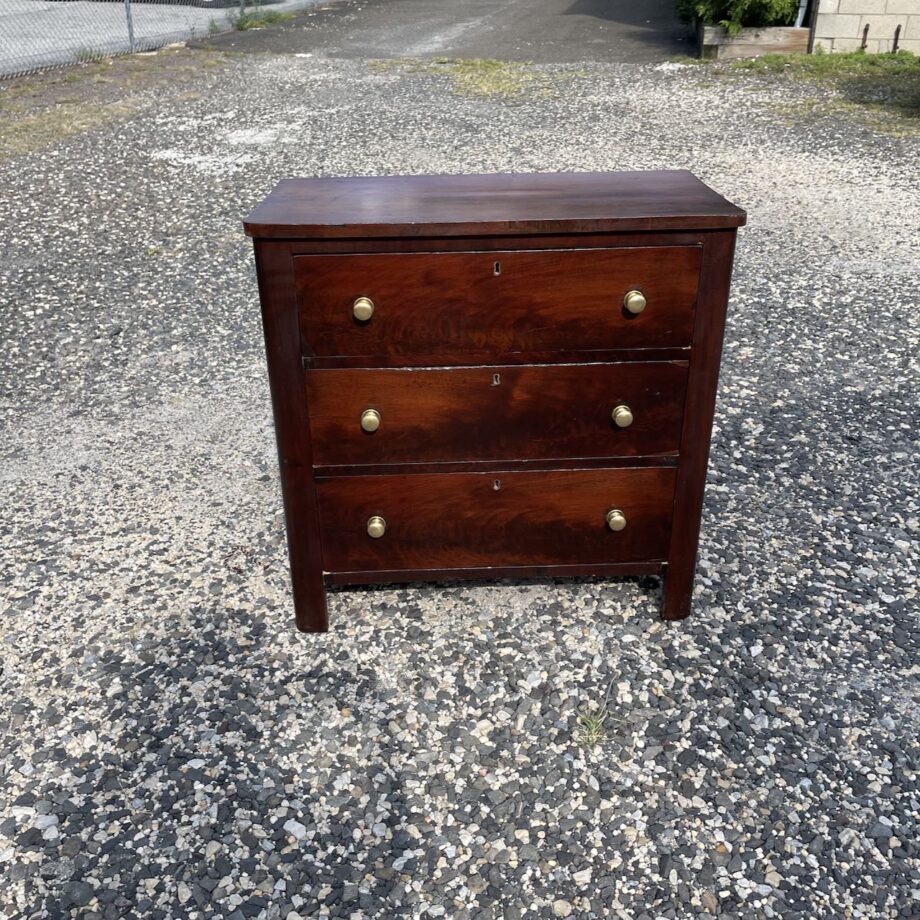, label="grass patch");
[372,58,579,99]
[733,50,920,119]
[676,49,920,135]
[733,47,917,76]
[0,49,224,161]
[74,48,109,65]
[231,9,295,31]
